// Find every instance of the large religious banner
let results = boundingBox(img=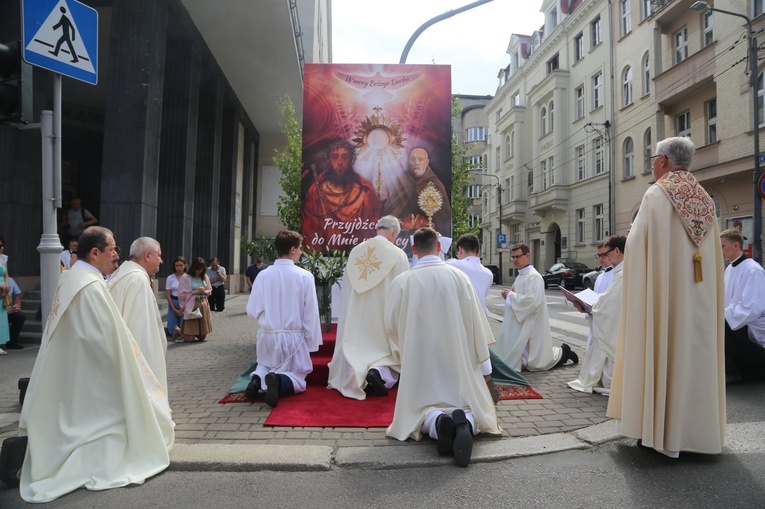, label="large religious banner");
[301,63,452,254]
